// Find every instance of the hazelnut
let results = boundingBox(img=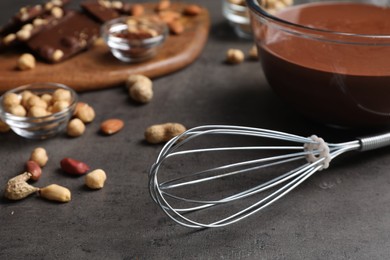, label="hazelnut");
[67,118,85,137]
[52,49,64,62]
[7,105,27,117]
[3,33,16,45]
[52,89,71,103]
[74,102,95,123]
[17,53,36,71]
[226,48,244,64]
[2,92,21,108]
